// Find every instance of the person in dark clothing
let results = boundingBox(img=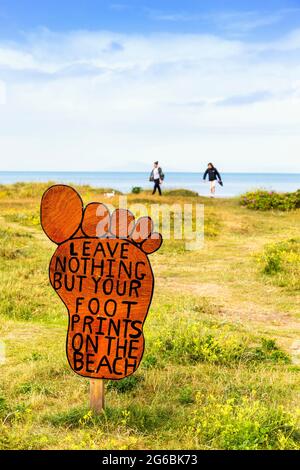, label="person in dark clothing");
[203,163,223,197]
[149,161,164,195]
